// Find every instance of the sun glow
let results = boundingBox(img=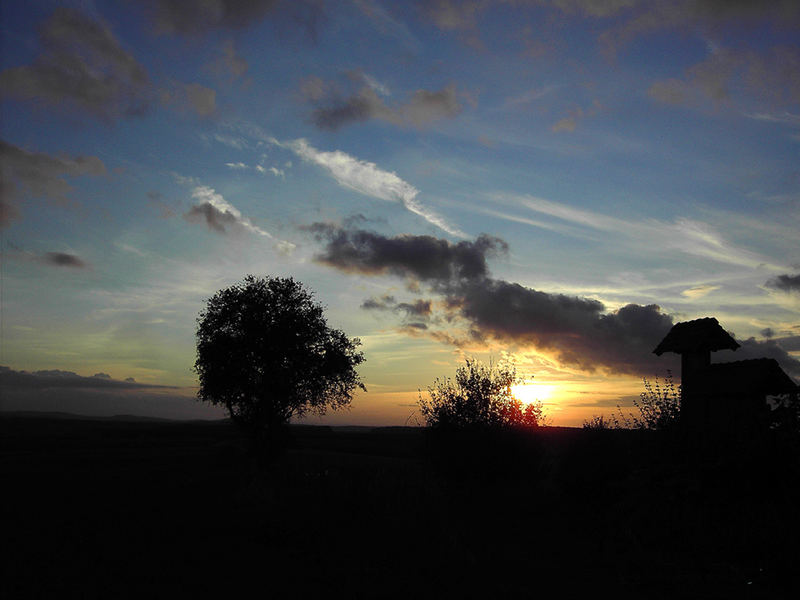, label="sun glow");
[511,383,557,404]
